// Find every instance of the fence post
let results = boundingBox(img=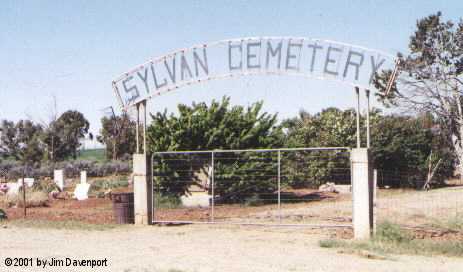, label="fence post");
[133,153,153,225]
[351,148,374,239]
